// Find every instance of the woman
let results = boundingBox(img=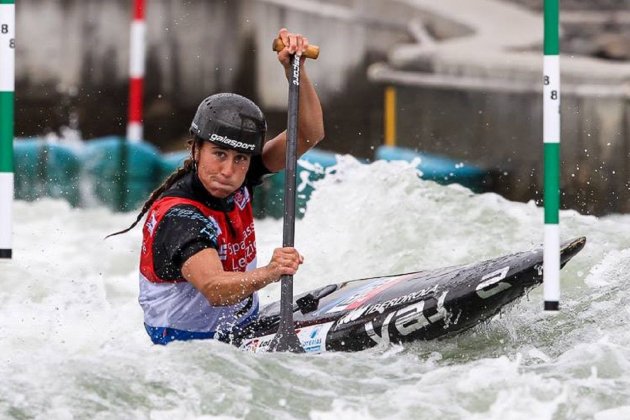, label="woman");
[111,29,324,345]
